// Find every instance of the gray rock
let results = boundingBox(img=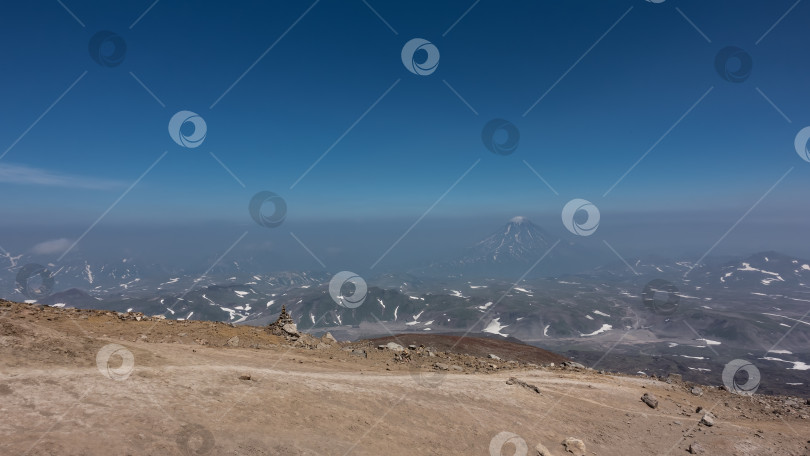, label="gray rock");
[534,442,553,456]
[385,342,405,352]
[641,393,658,409]
[488,354,501,360]
[700,412,715,427]
[227,336,239,347]
[688,442,705,454]
[322,332,337,343]
[434,363,450,371]
[281,323,299,336]
[350,349,367,358]
[691,386,703,396]
[562,437,586,456]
